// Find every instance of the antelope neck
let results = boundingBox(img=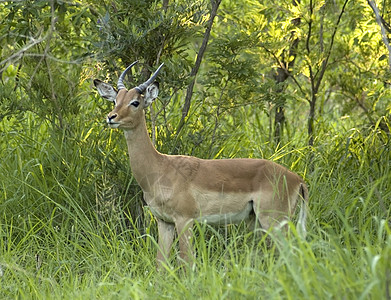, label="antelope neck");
[123,117,163,190]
